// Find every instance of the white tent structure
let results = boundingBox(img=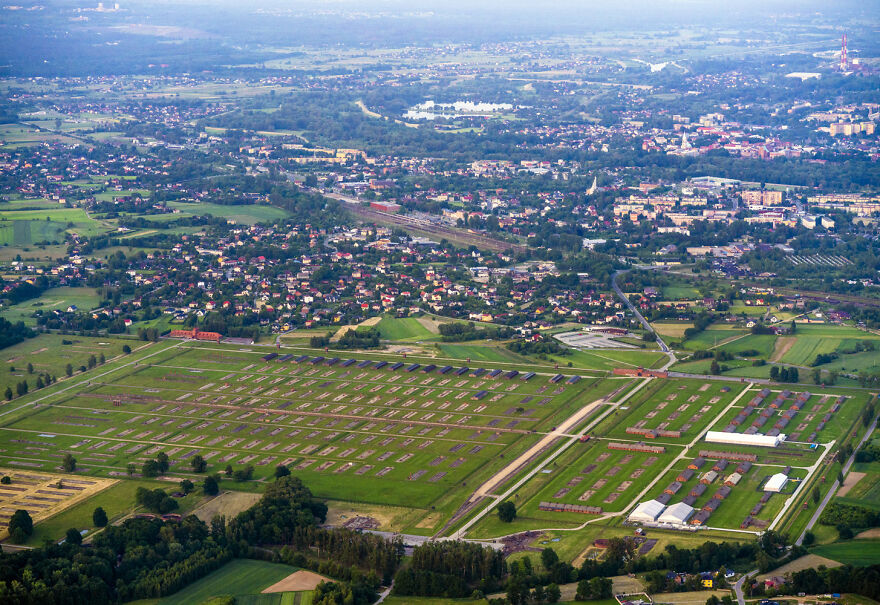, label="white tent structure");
[705,431,785,448]
[628,500,665,523]
[658,502,695,525]
[764,473,789,492]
